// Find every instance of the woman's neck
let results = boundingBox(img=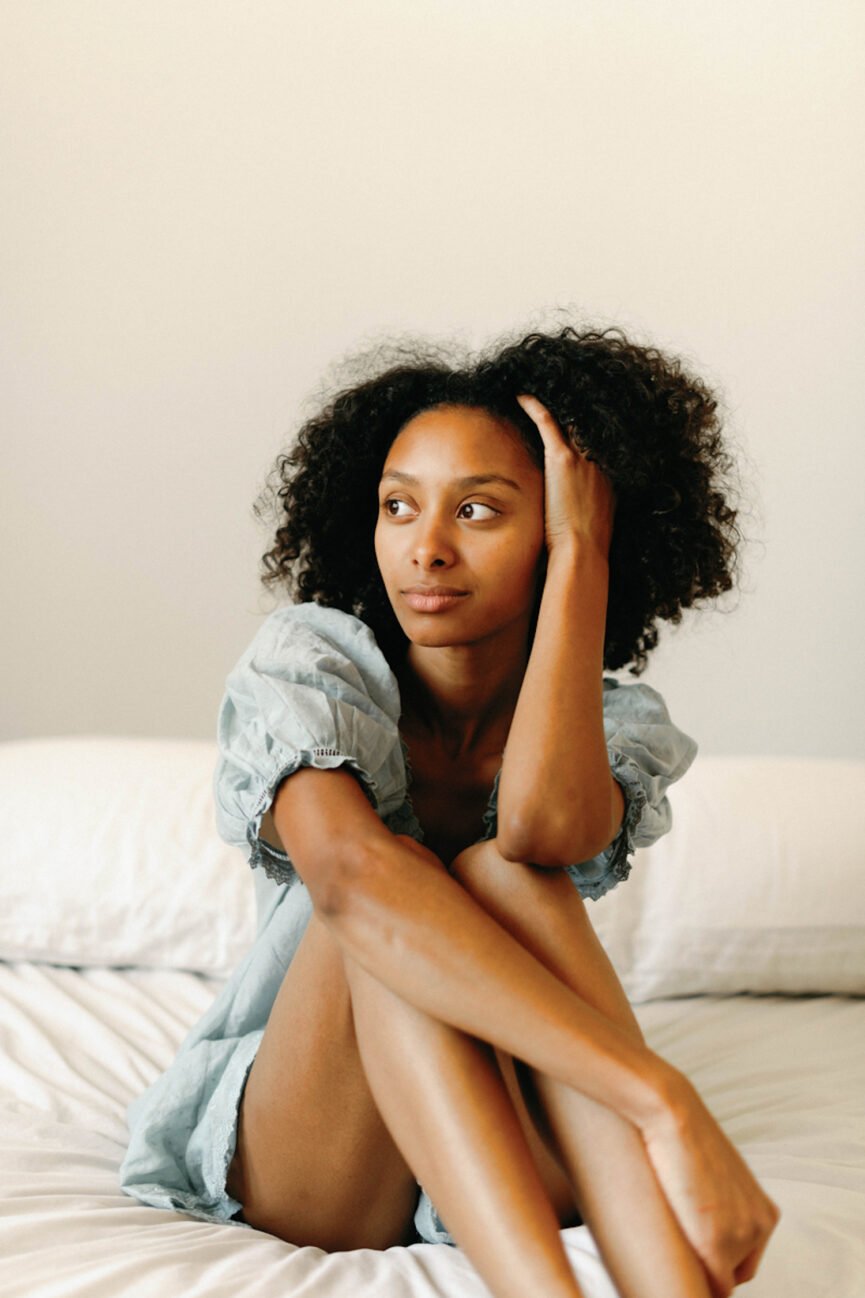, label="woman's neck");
[397,633,529,760]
